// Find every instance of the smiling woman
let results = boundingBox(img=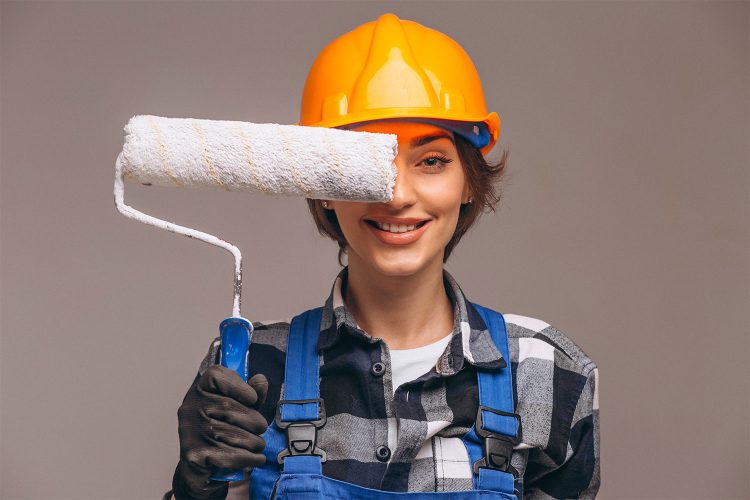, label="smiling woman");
[322,122,474,275]
[169,13,599,500]
[307,121,507,266]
